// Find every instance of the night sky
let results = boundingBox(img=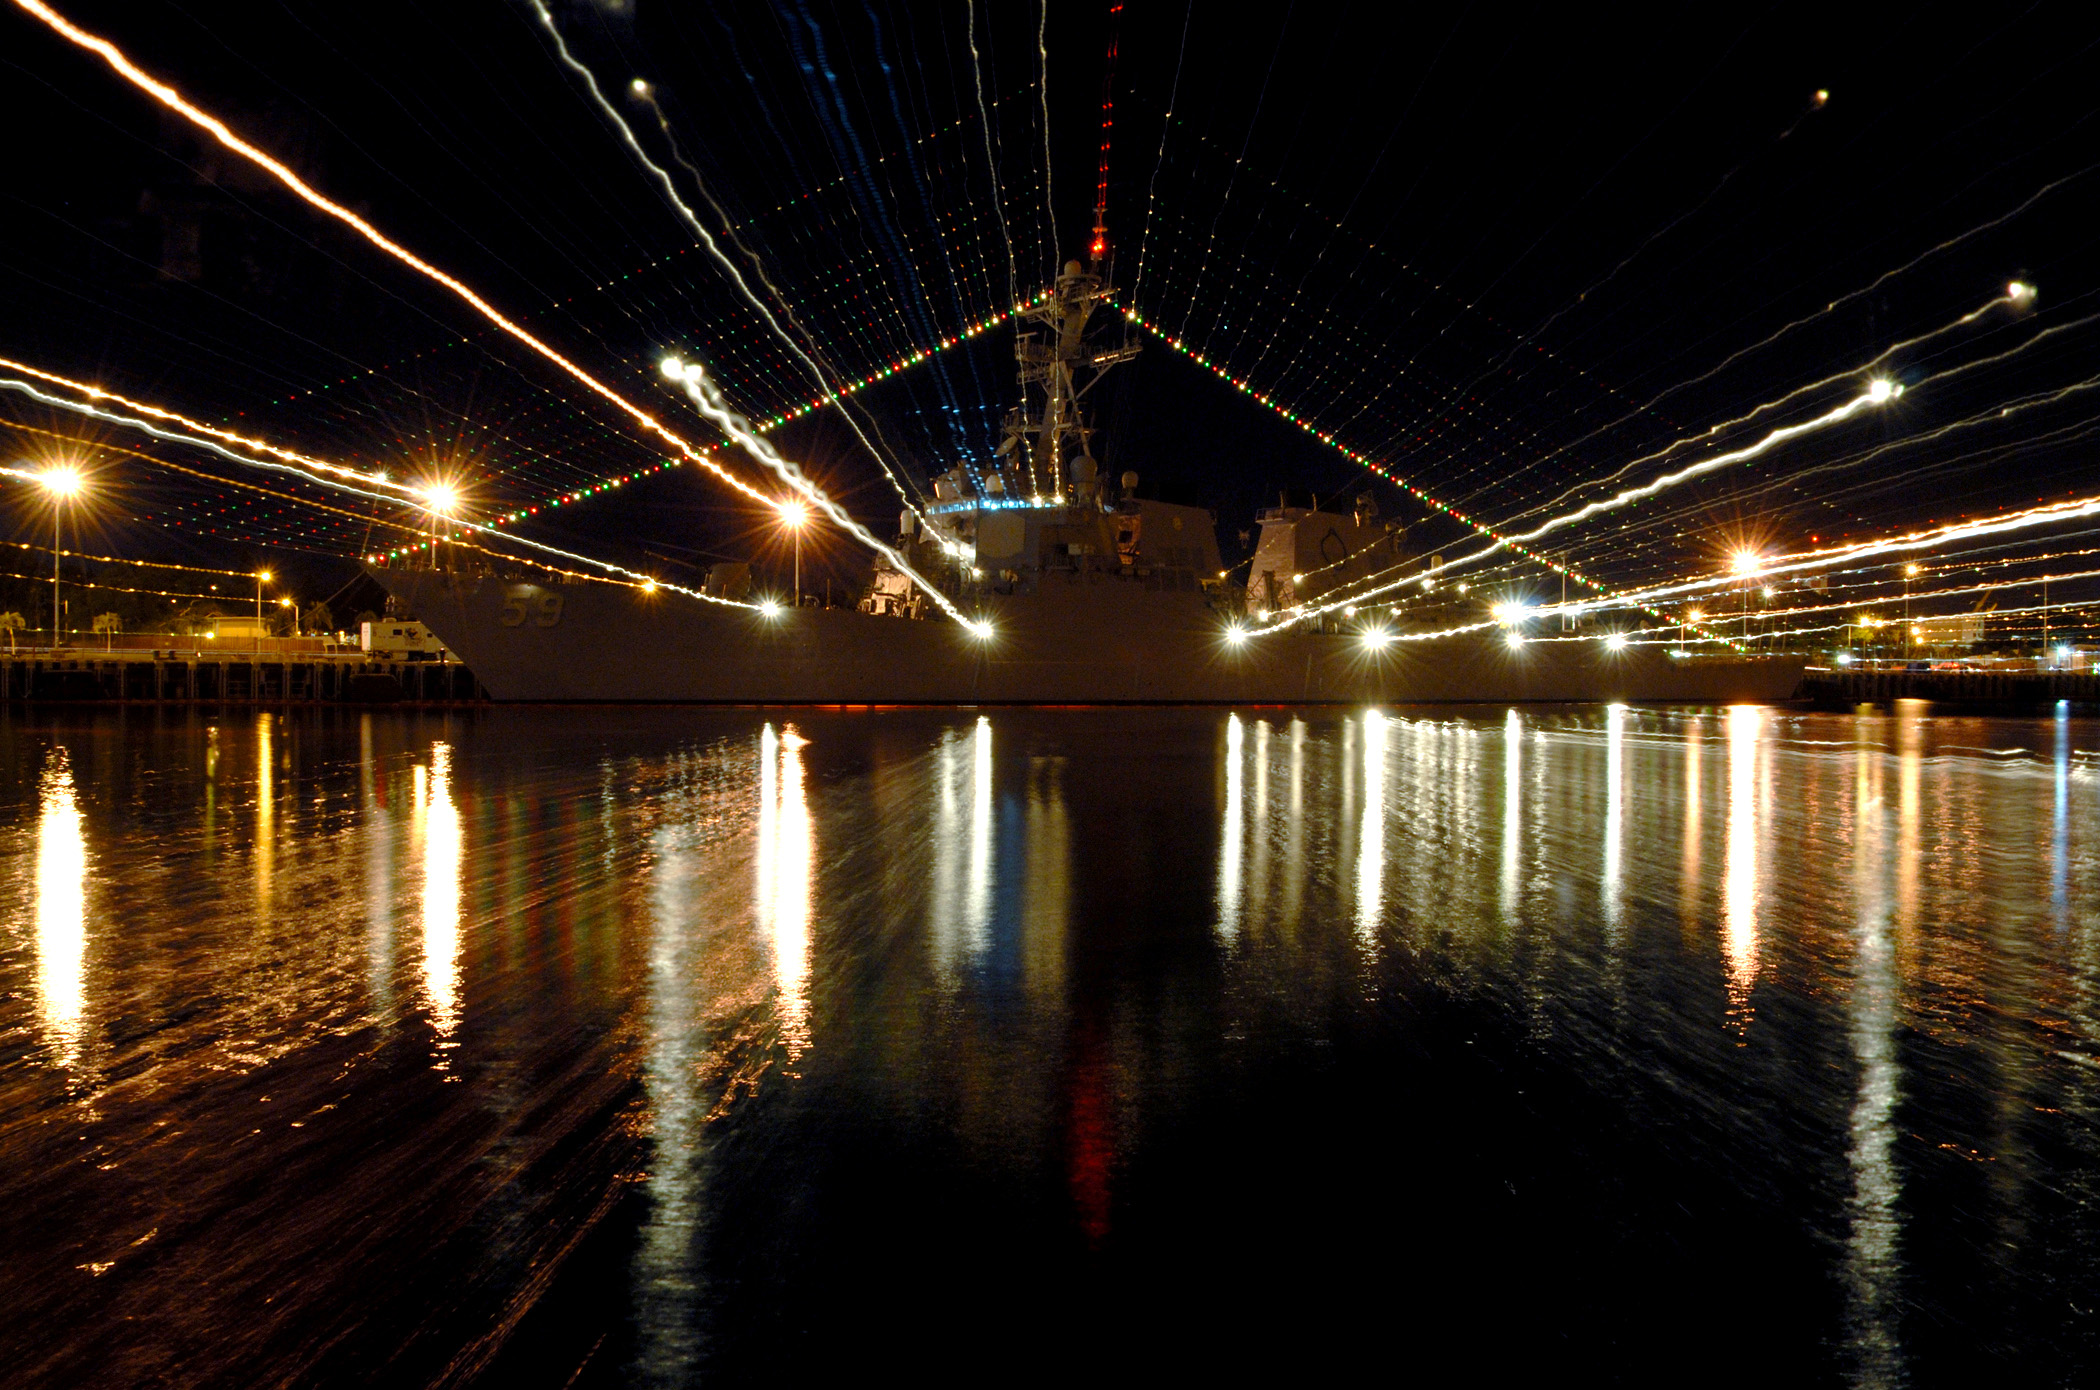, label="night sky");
[3,1,2097,630]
